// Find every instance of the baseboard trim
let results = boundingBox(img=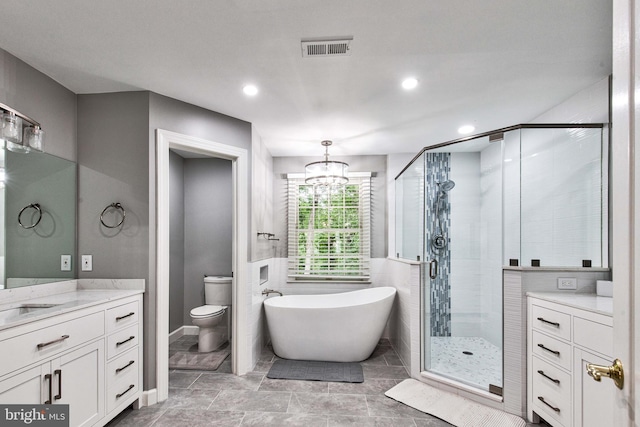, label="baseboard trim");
[182,325,198,335]
[137,389,158,408]
[169,325,199,344]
